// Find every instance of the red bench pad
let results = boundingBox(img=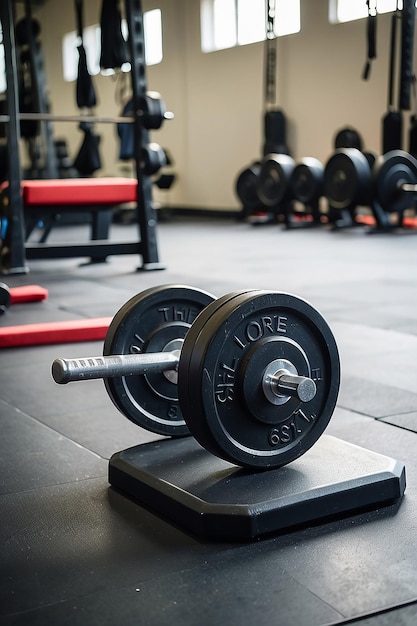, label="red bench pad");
[20,178,138,206]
